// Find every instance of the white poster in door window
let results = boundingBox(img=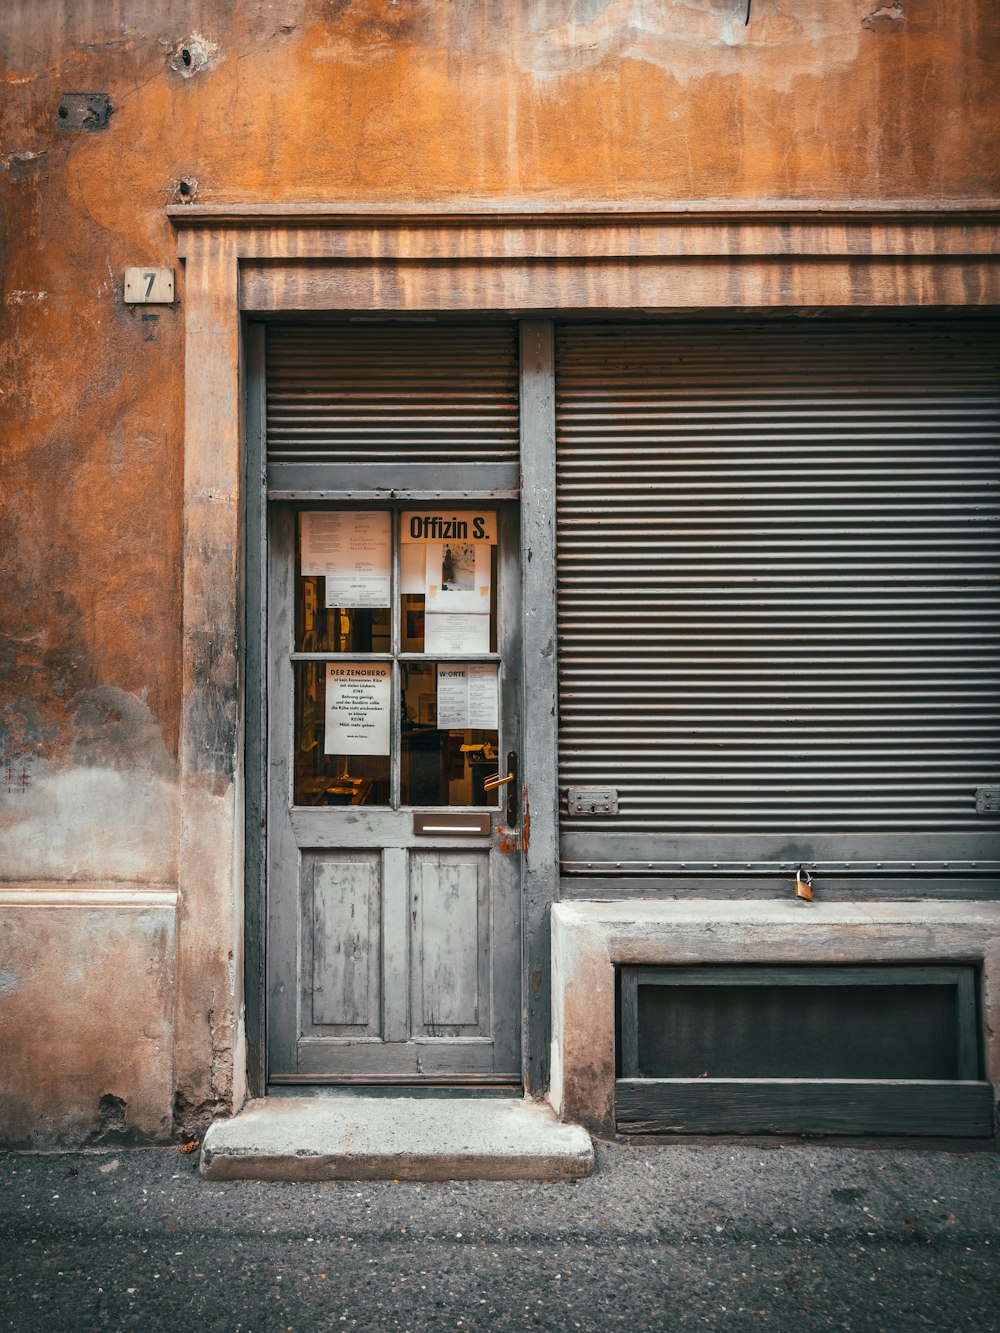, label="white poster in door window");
[424,612,490,654]
[467,662,499,729]
[300,511,391,608]
[301,511,337,575]
[424,542,491,614]
[324,664,391,756]
[435,663,499,729]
